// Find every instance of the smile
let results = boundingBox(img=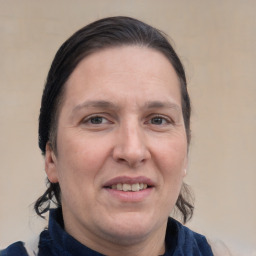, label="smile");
[110,183,148,192]
[103,176,155,201]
